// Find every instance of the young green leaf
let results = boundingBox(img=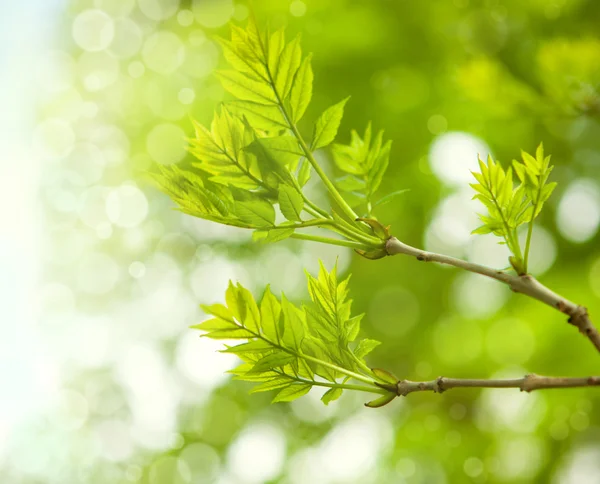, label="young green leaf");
[235,199,275,227]
[195,262,388,407]
[289,54,313,123]
[365,392,396,408]
[321,387,343,405]
[252,227,295,243]
[278,185,304,222]
[272,383,312,402]
[331,123,393,214]
[311,97,350,150]
[471,145,557,273]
